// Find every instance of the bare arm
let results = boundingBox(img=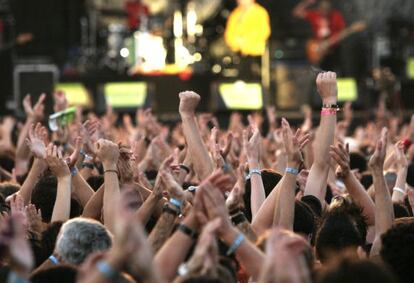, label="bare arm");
[304,72,338,207]
[243,127,266,219]
[82,184,104,220]
[97,139,121,234]
[154,212,199,282]
[179,91,214,180]
[19,158,47,205]
[46,144,72,223]
[273,119,307,230]
[71,171,94,207]
[15,94,46,176]
[330,143,375,225]
[370,129,394,257]
[391,143,408,203]
[293,0,314,19]
[148,206,178,252]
